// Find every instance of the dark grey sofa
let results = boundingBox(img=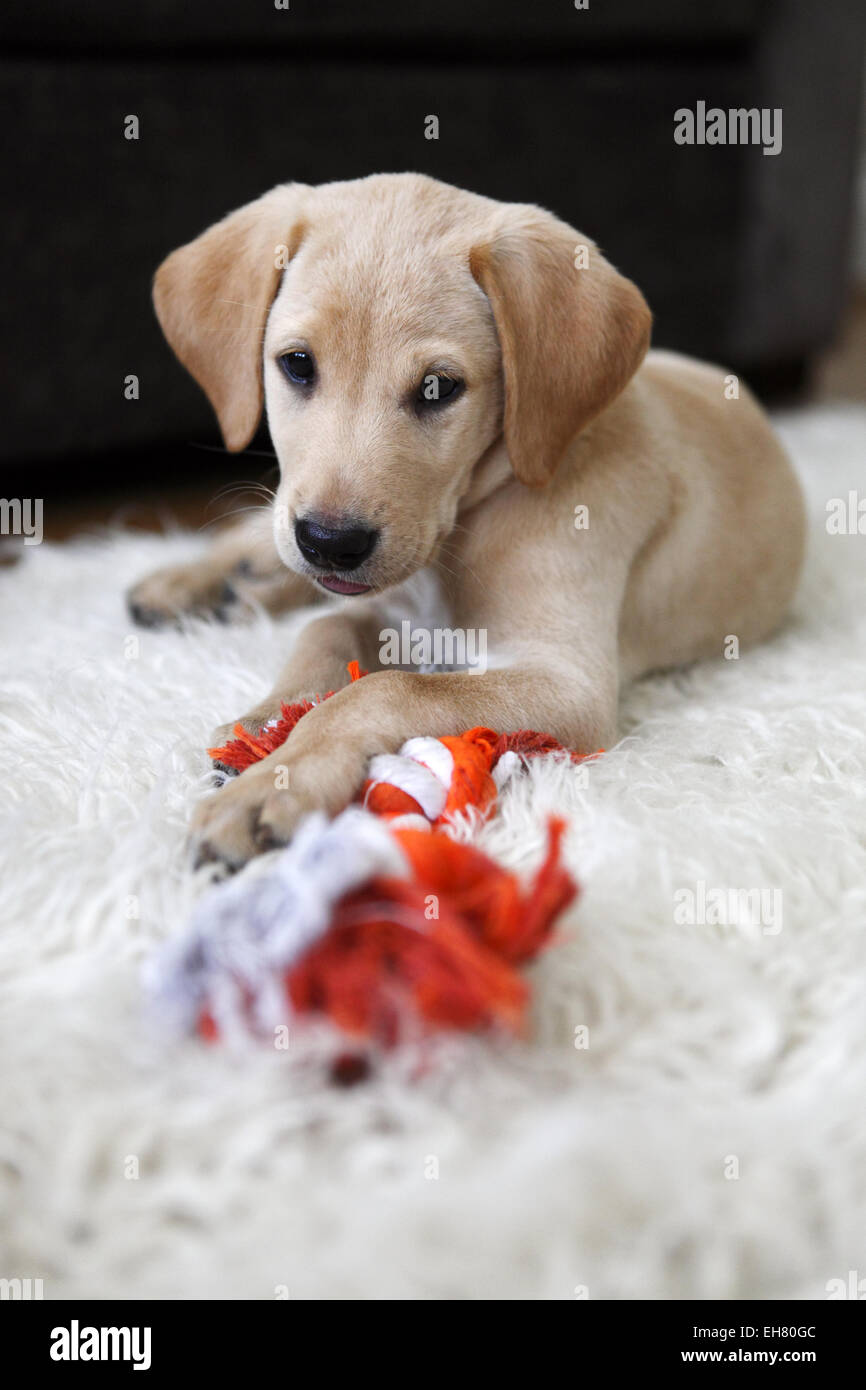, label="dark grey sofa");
[1,0,863,492]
